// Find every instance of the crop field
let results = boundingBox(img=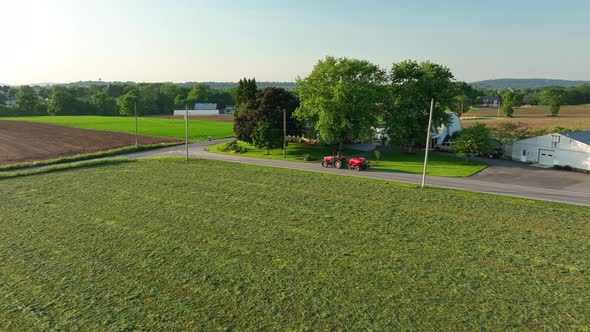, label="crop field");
[0,120,180,165]
[208,141,487,177]
[462,105,590,130]
[1,159,589,330]
[0,116,234,141]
